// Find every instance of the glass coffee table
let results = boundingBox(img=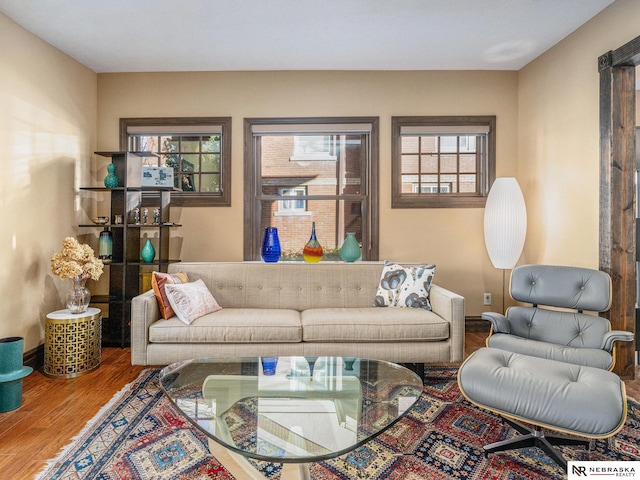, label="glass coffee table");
[159,356,423,480]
